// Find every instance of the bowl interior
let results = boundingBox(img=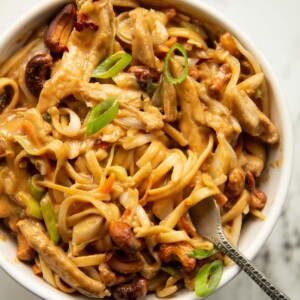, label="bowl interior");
[0,0,293,299]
